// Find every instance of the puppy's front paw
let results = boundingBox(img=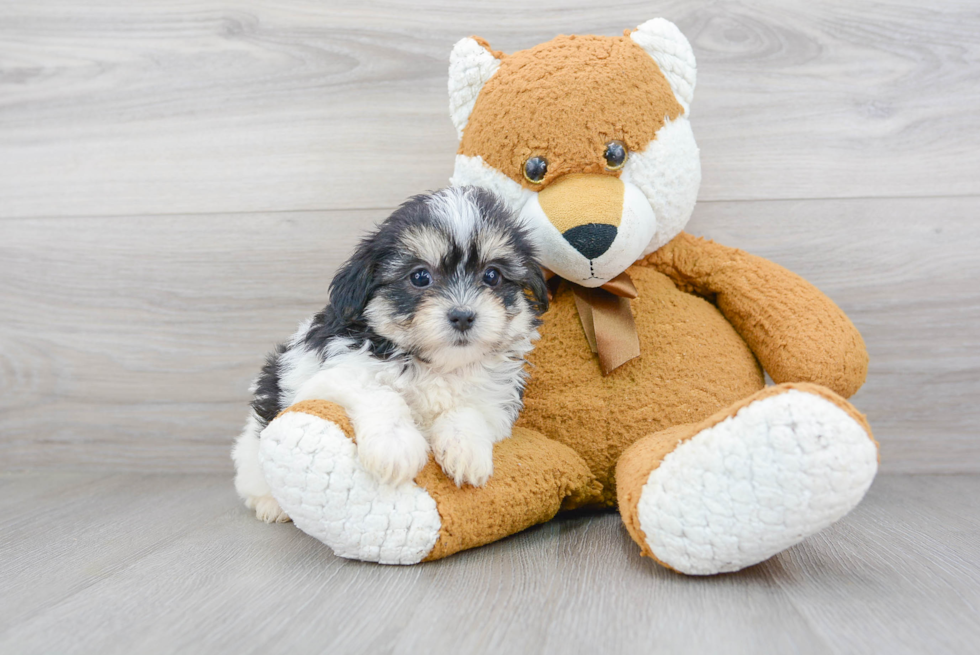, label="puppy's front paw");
[430,412,495,488]
[356,420,430,486]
